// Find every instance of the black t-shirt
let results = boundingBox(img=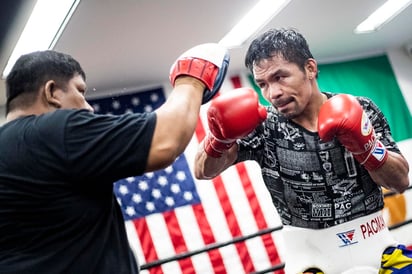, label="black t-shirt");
[0,109,156,273]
